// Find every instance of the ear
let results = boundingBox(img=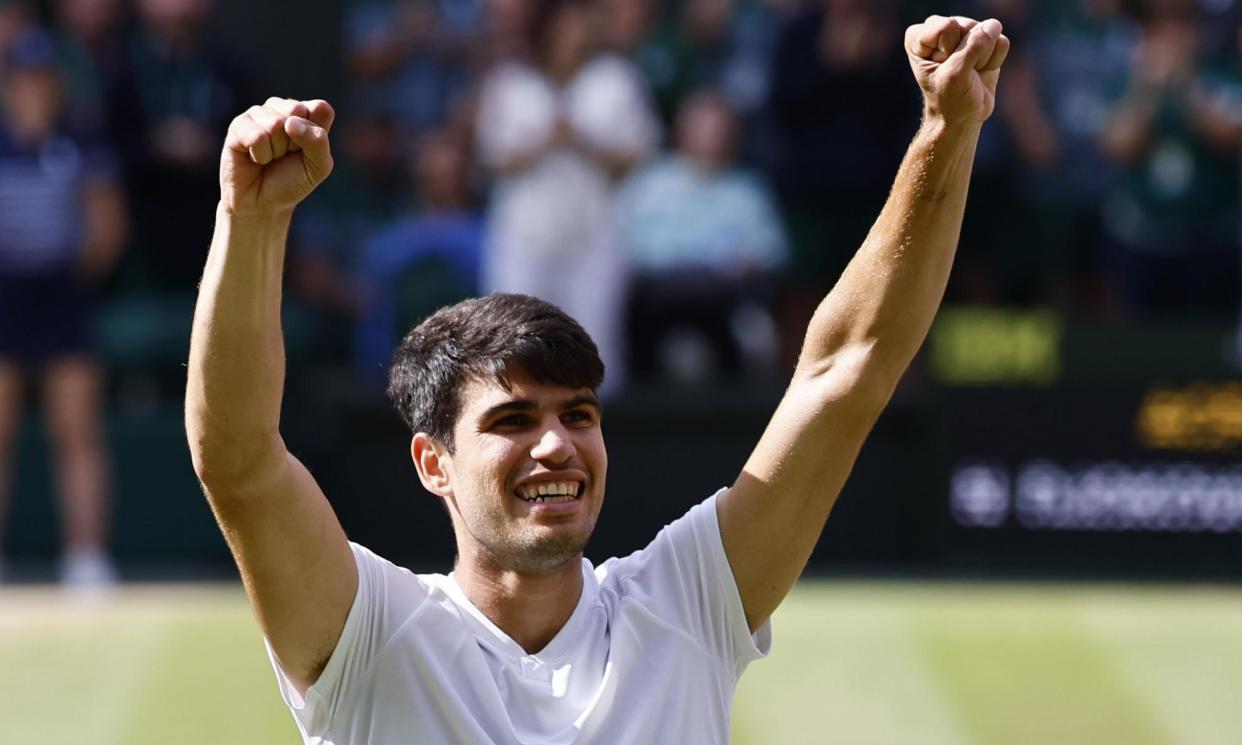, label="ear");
[411,432,453,498]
